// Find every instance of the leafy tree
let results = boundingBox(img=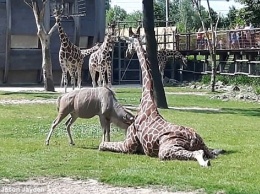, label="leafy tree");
[235,0,260,27]
[168,0,180,25]
[178,0,195,32]
[192,0,222,92]
[106,5,127,25]
[154,1,166,26]
[125,11,142,27]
